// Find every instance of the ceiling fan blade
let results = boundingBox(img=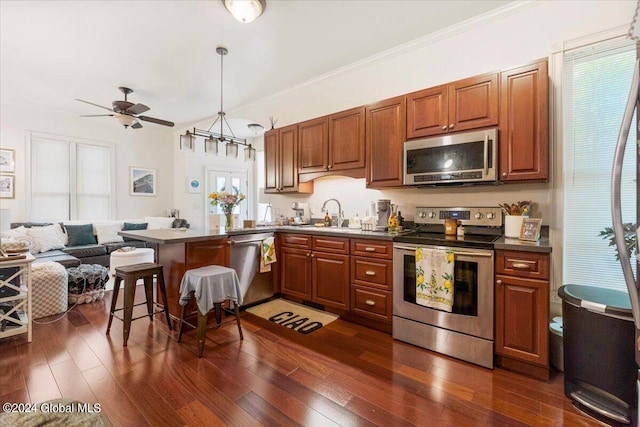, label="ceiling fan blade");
[80,114,114,117]
[76,99,114,112]
[138,115,175,127]
[131,121,143,129]
[126,103,150,115]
